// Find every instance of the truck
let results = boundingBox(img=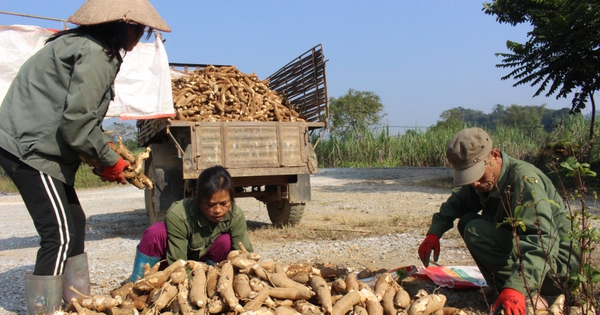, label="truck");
[136,44,328,226]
